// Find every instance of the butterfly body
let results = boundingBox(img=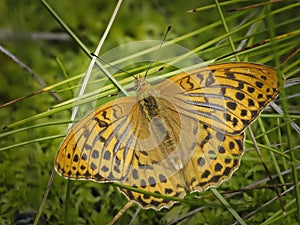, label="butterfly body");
[55,62,280,210]
[137,83,160,119]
